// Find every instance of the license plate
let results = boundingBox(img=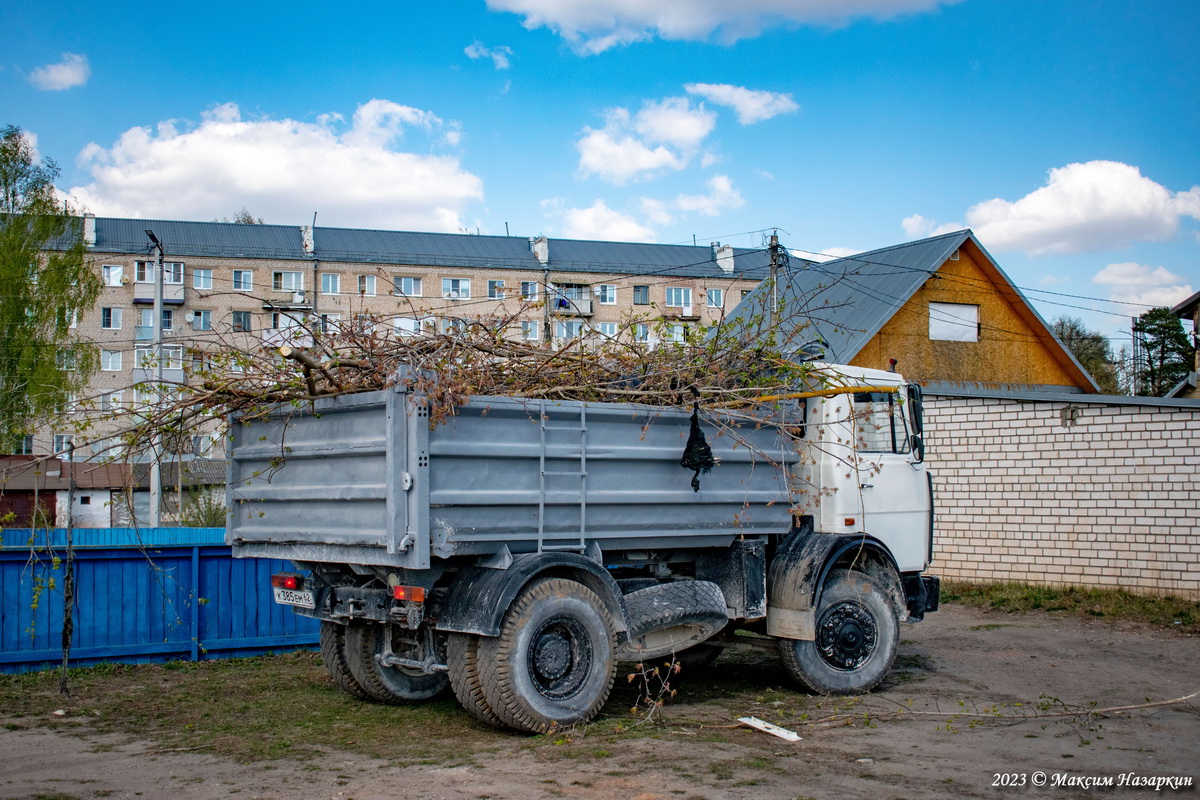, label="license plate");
[273,586,316,608]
